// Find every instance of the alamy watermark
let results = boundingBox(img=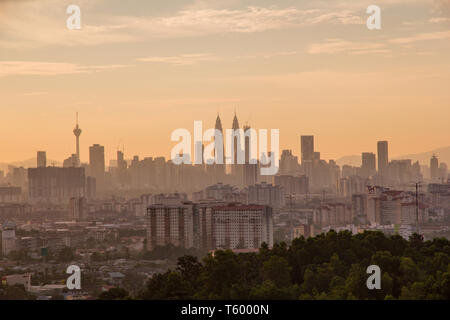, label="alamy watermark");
[66,5,81,30]
[66,264,81,290]
[366,5,381,30]
[366,265,381,289]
